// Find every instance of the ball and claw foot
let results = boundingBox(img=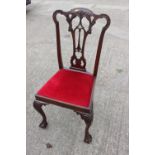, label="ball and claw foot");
[84,133,92,144]
[39,120,48,128]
